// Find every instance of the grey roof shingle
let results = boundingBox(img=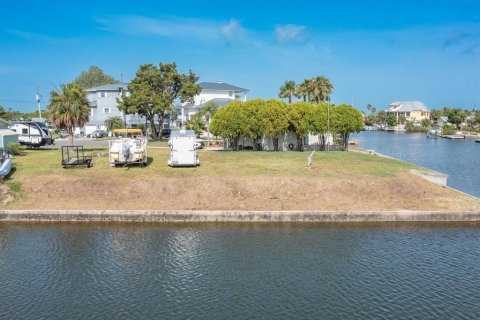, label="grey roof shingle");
[387,101,430,112]
[199,82,248,92]
[196,98,235,109]
[85,83,129,92]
